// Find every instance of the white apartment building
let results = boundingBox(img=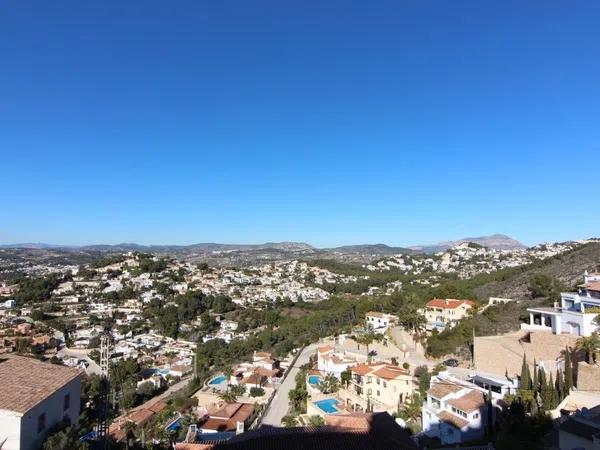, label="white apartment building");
[365,312,399,333]
[423,299,475,331]
[0,355,81,450]
[523,272,600,337]
[422,373,493,445]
